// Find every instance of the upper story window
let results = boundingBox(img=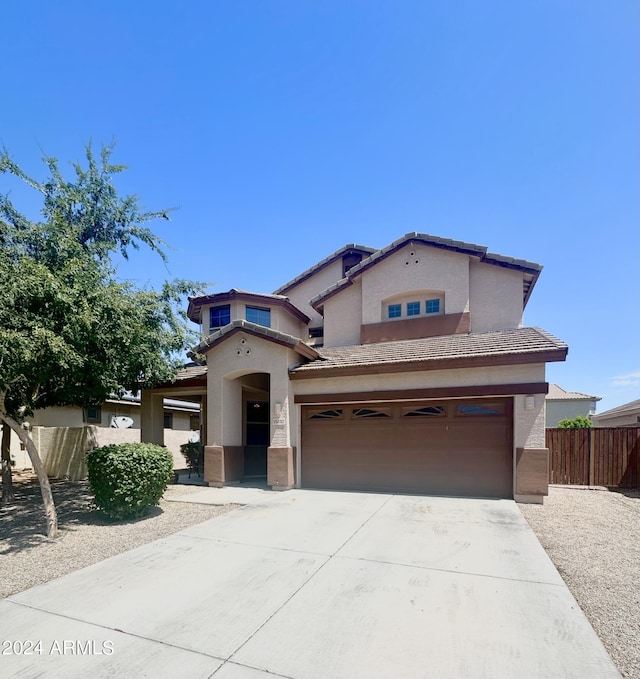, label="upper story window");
[210,305,231,331]
[407,301,420,316]
[388,304,402,319]
[425,299,440,314]
[383,291,444,321]
[246,306,271,328]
